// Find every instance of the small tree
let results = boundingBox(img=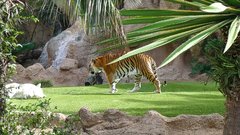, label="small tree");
[204,38,240,134]
[0,0,22,118]
[0,0,36,133]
